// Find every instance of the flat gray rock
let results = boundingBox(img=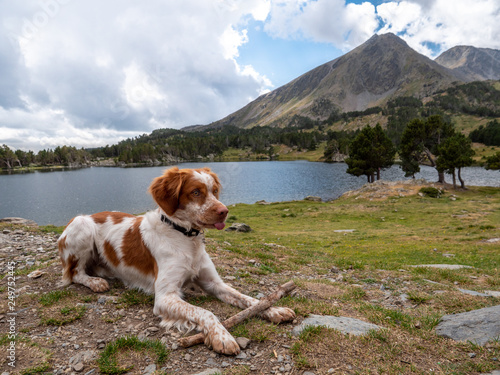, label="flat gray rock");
[410,264,473,269]
[458,288,492,297]
[435,305,500,346]
[191,369,220,375]
[292,314,382,337]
